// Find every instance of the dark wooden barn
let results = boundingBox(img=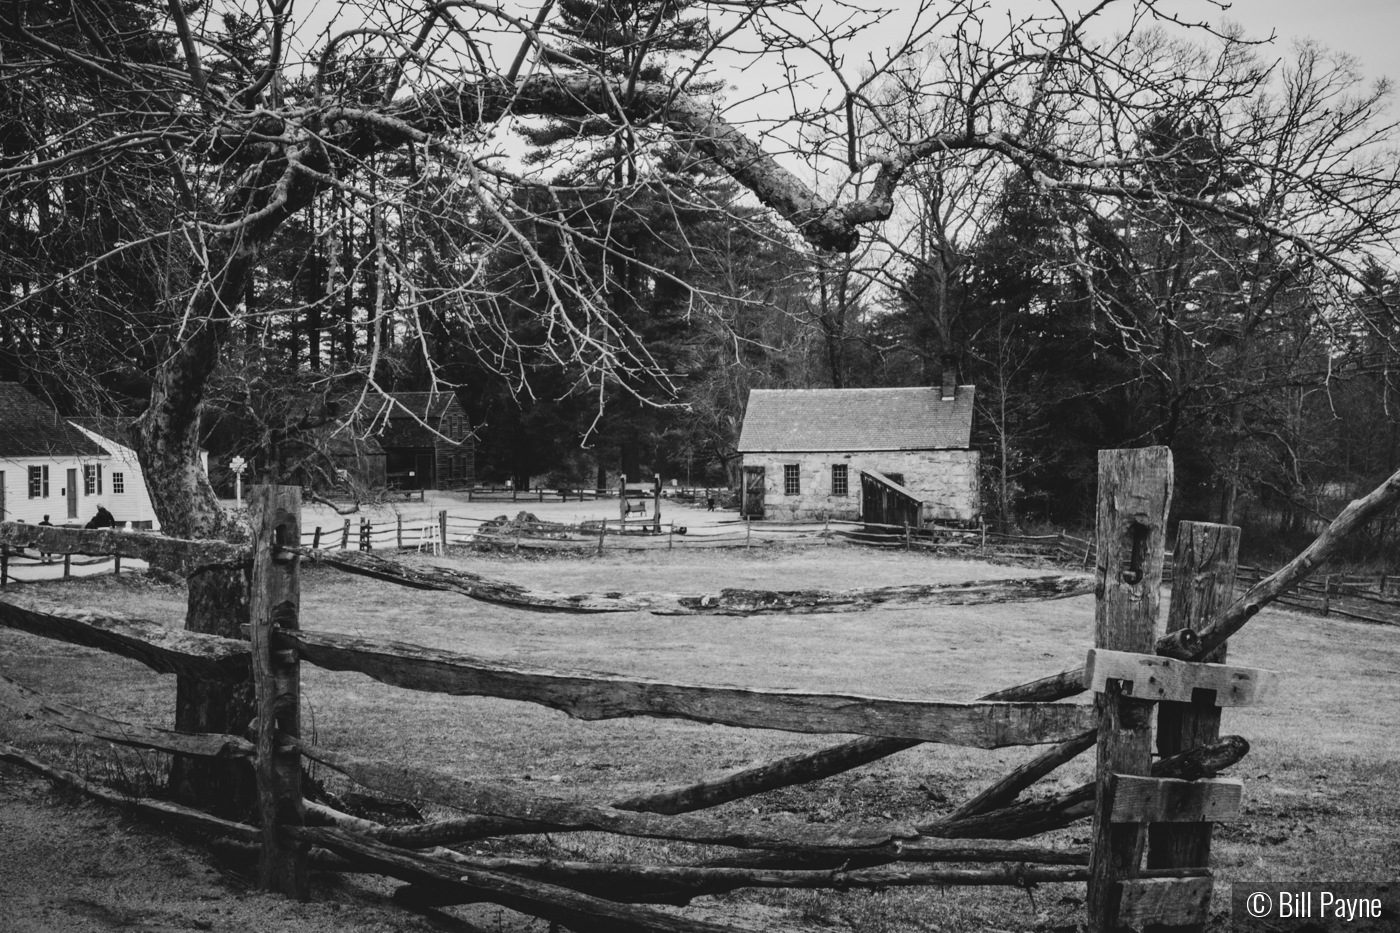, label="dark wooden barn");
[374,393,475,490]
